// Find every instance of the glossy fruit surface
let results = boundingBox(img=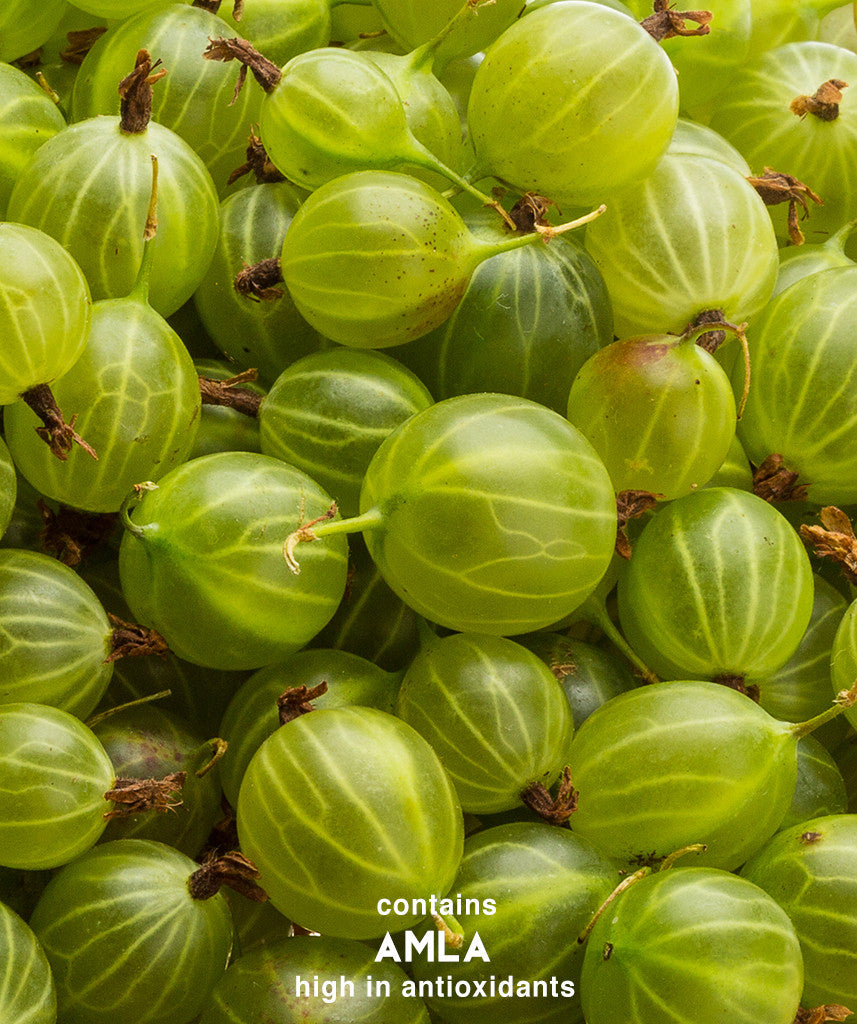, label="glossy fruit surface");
[468,1,678,206]
[259,348,433,517]
[0,222,91,405]
[741,813,857,1013]
[566,681,801,869]
[734,266,857,504]
[0,549,113,716]
[567,330,737,499]
[0,702,114,869]
[237,706,463,939]
[0,899,56,1024]
[355,393,617,635]
[617,488,814,682]
[200,934,430,1023]
[118,451,349,669]
[409,822,619,1024]
[581,867,803,1024]
[395,632,574,813]
[7,116,219,316]
[29,839,233,1024]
